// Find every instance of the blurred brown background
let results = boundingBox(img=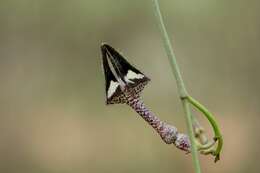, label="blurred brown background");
[0,0,259,173]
